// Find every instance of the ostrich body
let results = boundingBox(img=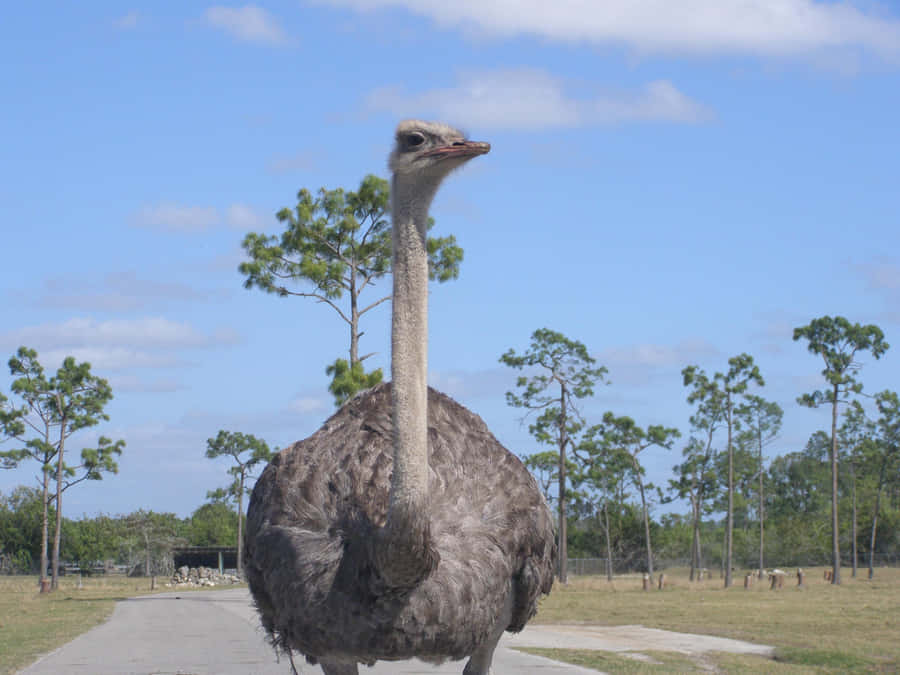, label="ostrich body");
[244,121,556,675]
